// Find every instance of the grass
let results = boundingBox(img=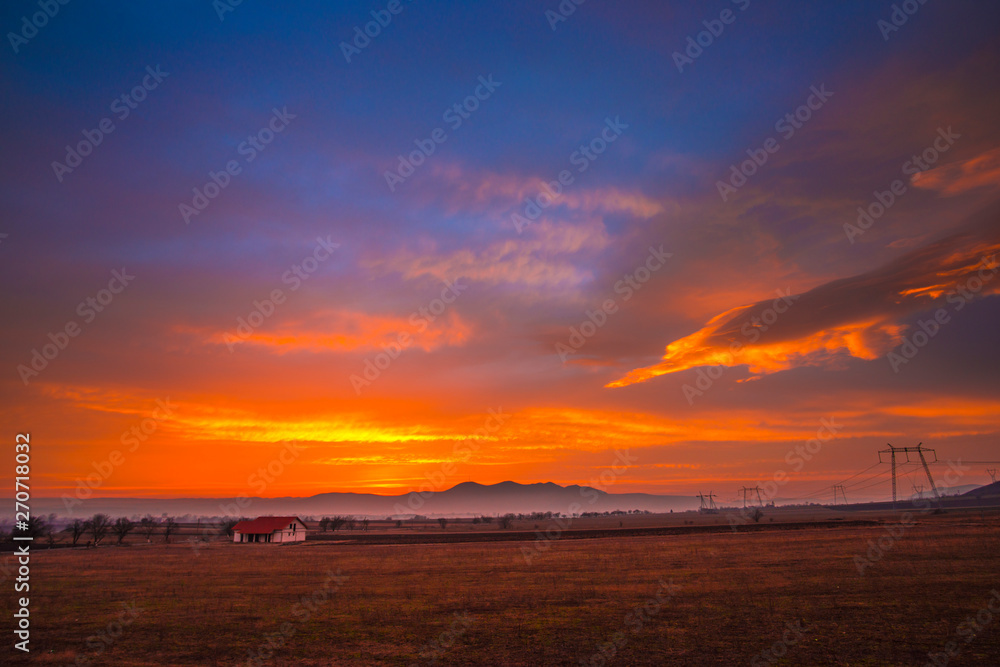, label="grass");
[3,512,999,665]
